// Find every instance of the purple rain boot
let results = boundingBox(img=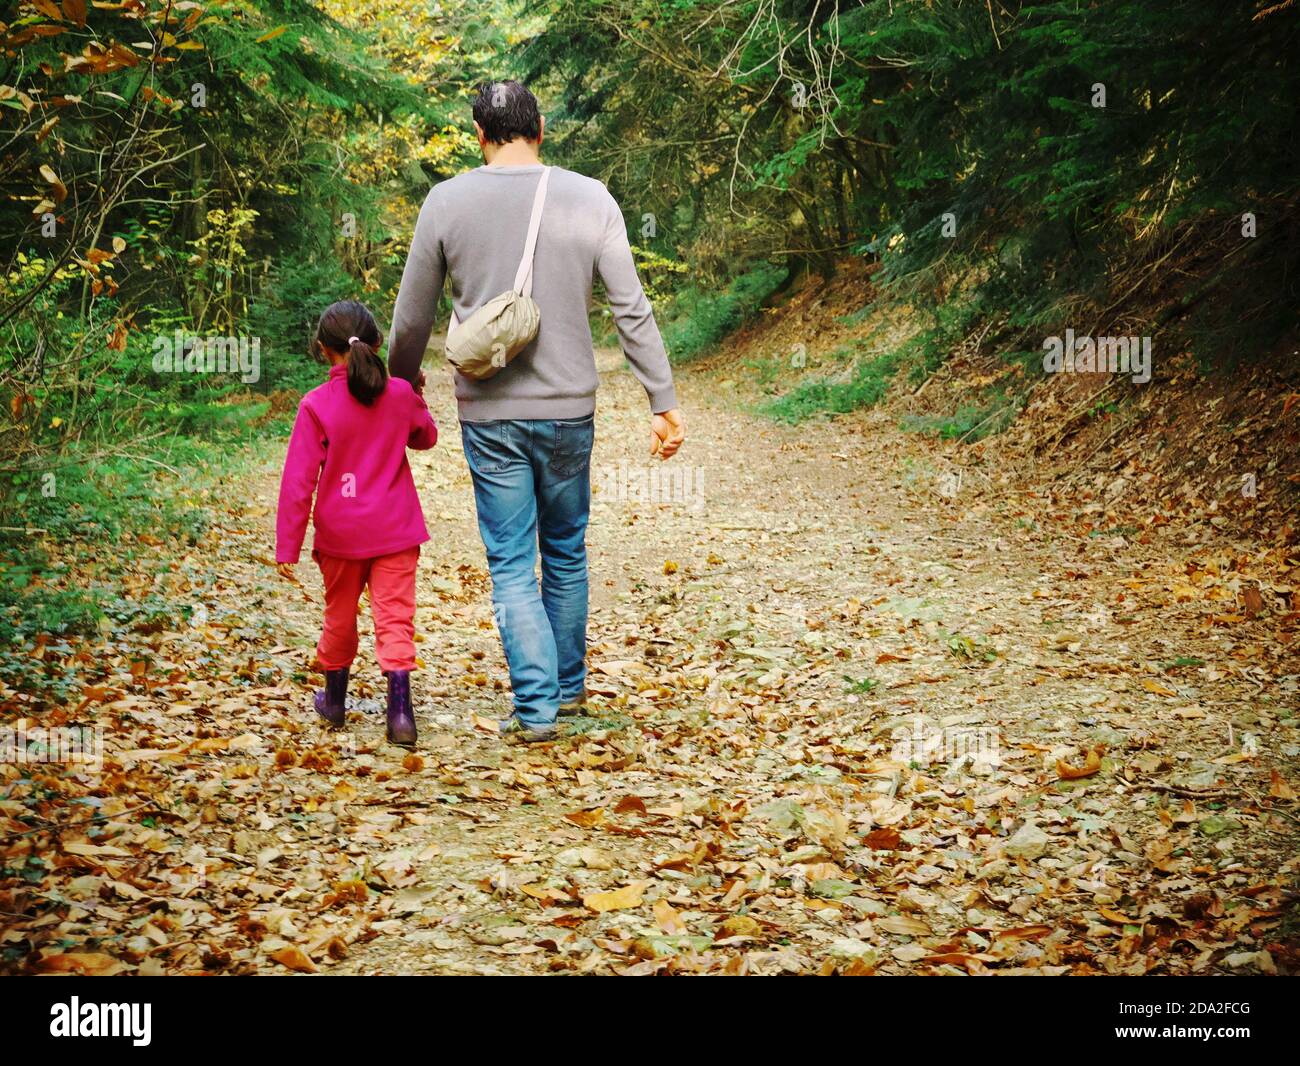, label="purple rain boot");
[314,668,349,726]
[385,670,417,748]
